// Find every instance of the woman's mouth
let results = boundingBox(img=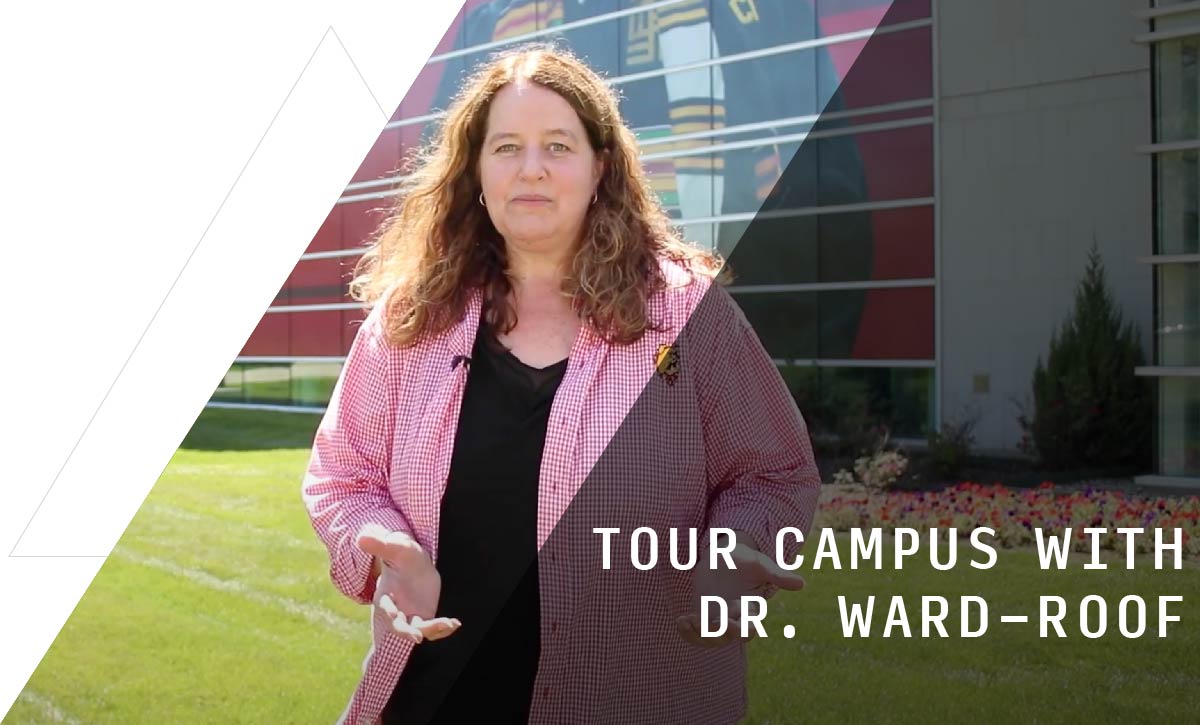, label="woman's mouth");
[512,195,551,204]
